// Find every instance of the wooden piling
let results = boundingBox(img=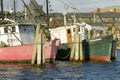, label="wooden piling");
[42,30,45,65]
[31,24,40,65]
[88,30,91,39]
[79,34,83,61]
[70,24,79,61]
[93,30,96,38]
[31,24,45,67]
[70,24,83,62]
[37,29,42,66]
[70,40,75,61]
[74,34,79,61]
